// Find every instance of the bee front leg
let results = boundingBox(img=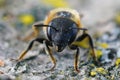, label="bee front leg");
[72,31,97,63]
[70,31,97,72]
[12,38,45,61]
[74,48,80,73]
[44,40,56,71]
[81,33,97,61]
[69,45,80,73]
